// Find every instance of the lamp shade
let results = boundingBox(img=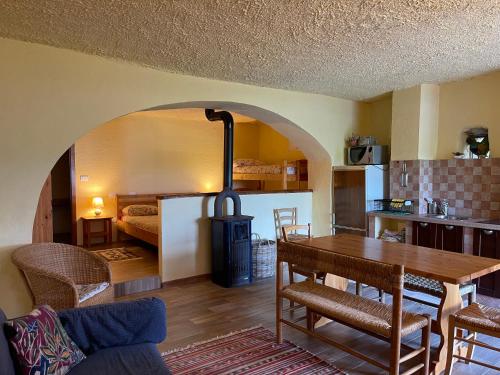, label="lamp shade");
[92,197,104,216]
[92,197,104,208]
